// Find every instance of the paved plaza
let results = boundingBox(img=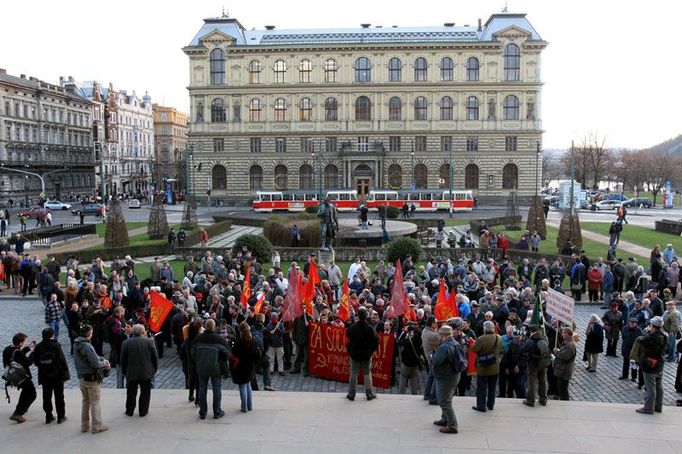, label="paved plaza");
[1,296,681,407]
